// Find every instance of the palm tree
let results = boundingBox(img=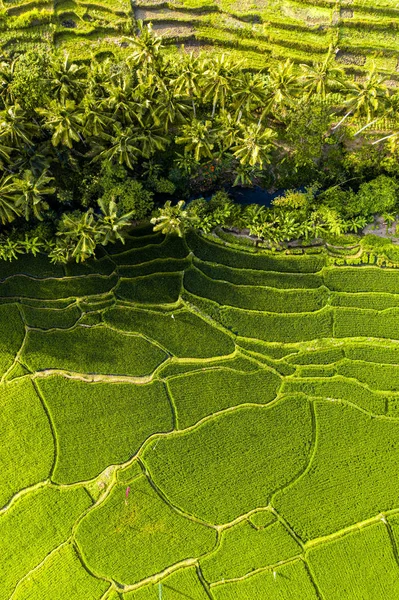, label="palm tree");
[15,169,55,221]
[21,234,43,256]
[94,124,142,169]
[231,71,269,122]
[57,209,100,262]
[0,104,38,149]
[98,198,134,244]
[232,124,276,168]
[0,172,21,224]
[0,58,16,107]
[151,200,189,237]
[81,93,112,138]
[37,100,83,148]
[138,124,169,158]
[343,215,367,234]
[102,74,136,127]
[51,54,87,103]
[382,212,396,234]
[125,21,164,73]
[173,52,205,118]
[300,51,344,100]
[203,54,239,117]
[176,119,219,162]
[152,86,191,132]
[266,59,299,116]
[233,163,261,187]
[333,65,389,131]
